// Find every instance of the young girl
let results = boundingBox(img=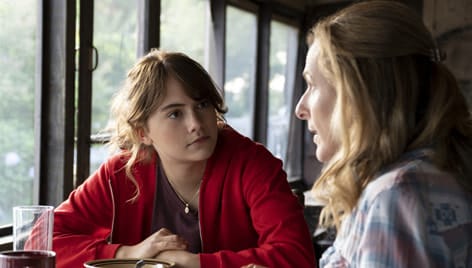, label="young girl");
[52,50,316,268]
